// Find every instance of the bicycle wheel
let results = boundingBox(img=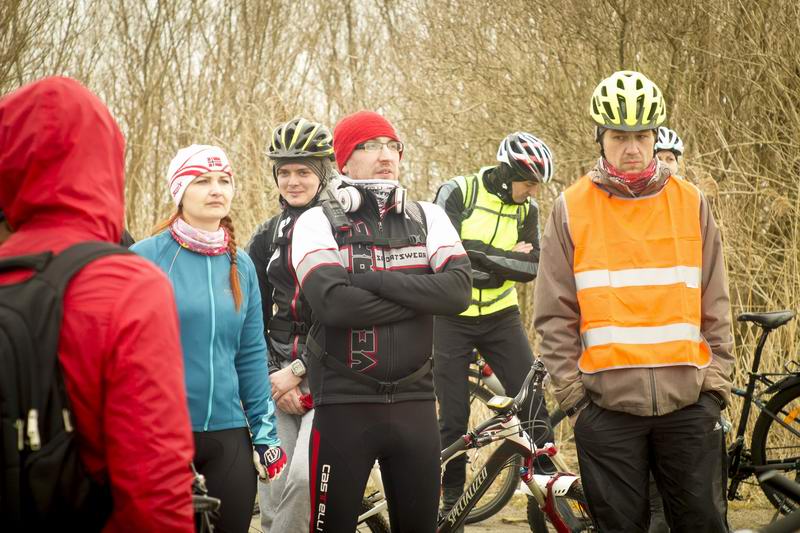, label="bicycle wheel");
[526,482,594,532]
[356,498,390,533]
[462,381,523,524]
[750,382,800,514]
